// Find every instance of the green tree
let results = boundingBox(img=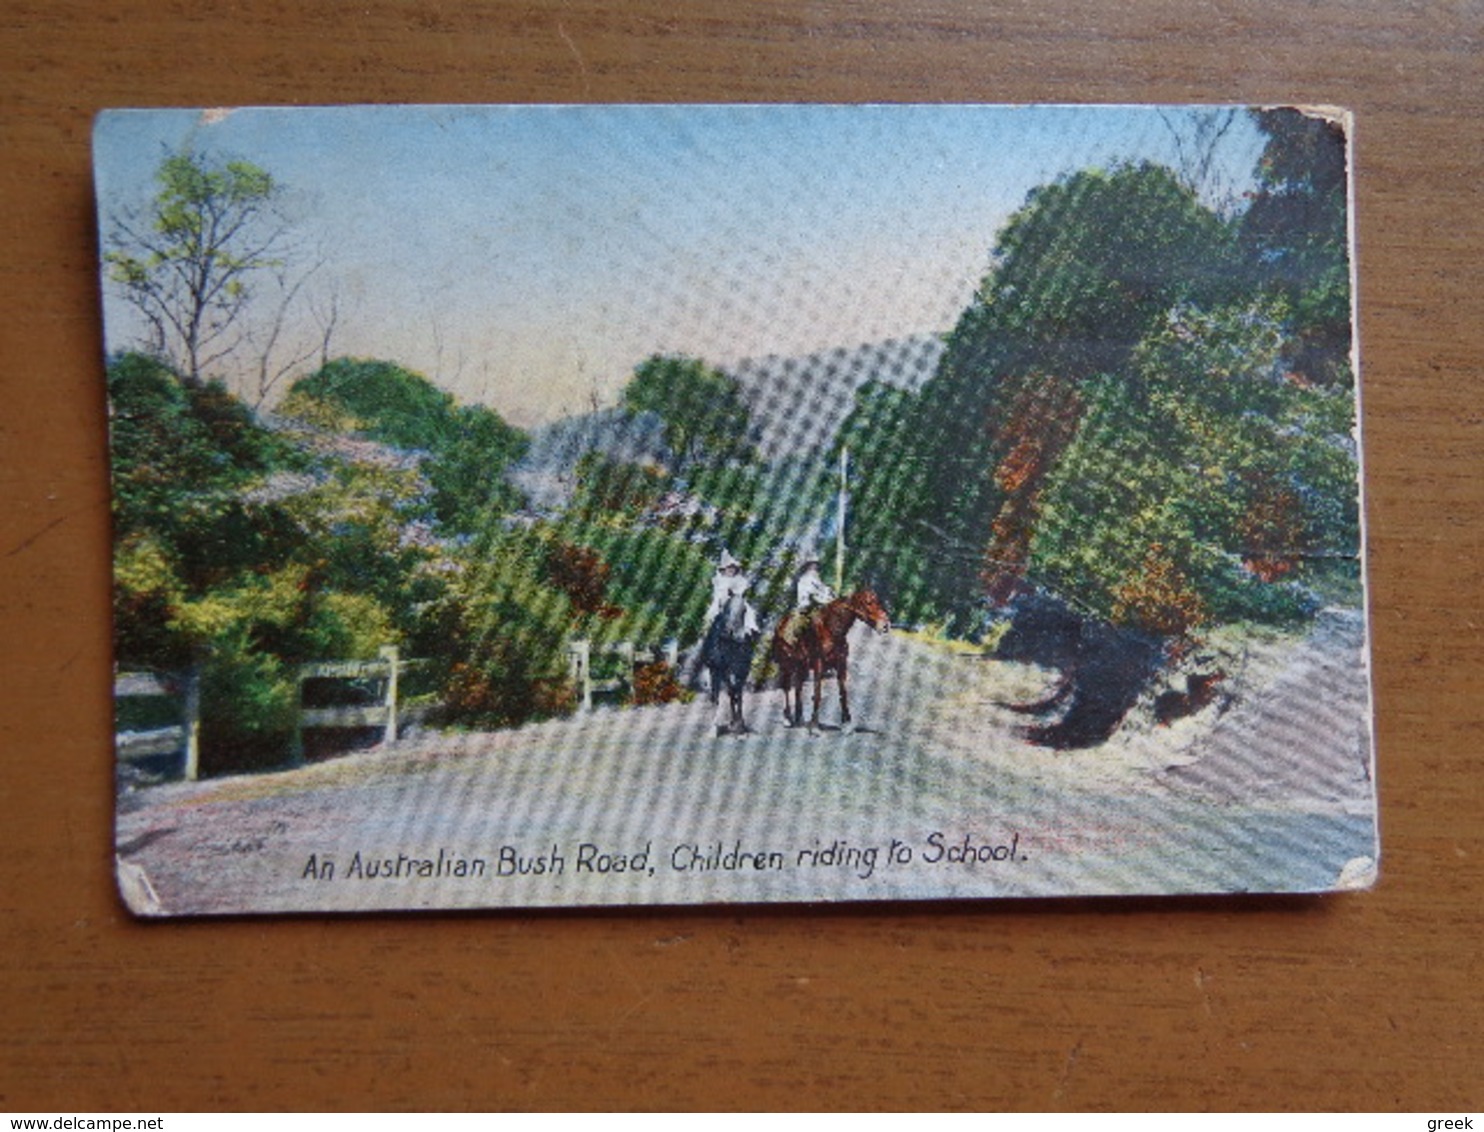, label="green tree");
[845,163,1241,626]
[286,359,458,449]
[1240,109,1352,387]
[108,352,299,606]
[106,150,293,385]
[283,358,528,531]
[1029,299,1357,634]
[109,352,450,771]
[622,354,754,472]
[967,162,1237,380]
[570,452,669,522]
